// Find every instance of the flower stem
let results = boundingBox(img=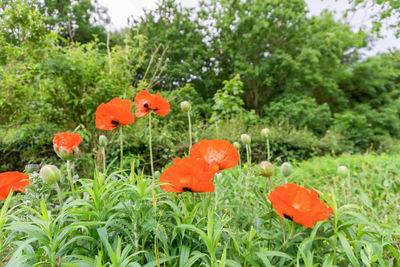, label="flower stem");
[267,137,270,160]
[66,160,75,195]
[55,182,63,209]
[120,126,123,170]
[245,144,251,194]
[188,110,192,152]
[149,112,157,213]
[102,146,106,174]
[149,112,154,178]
